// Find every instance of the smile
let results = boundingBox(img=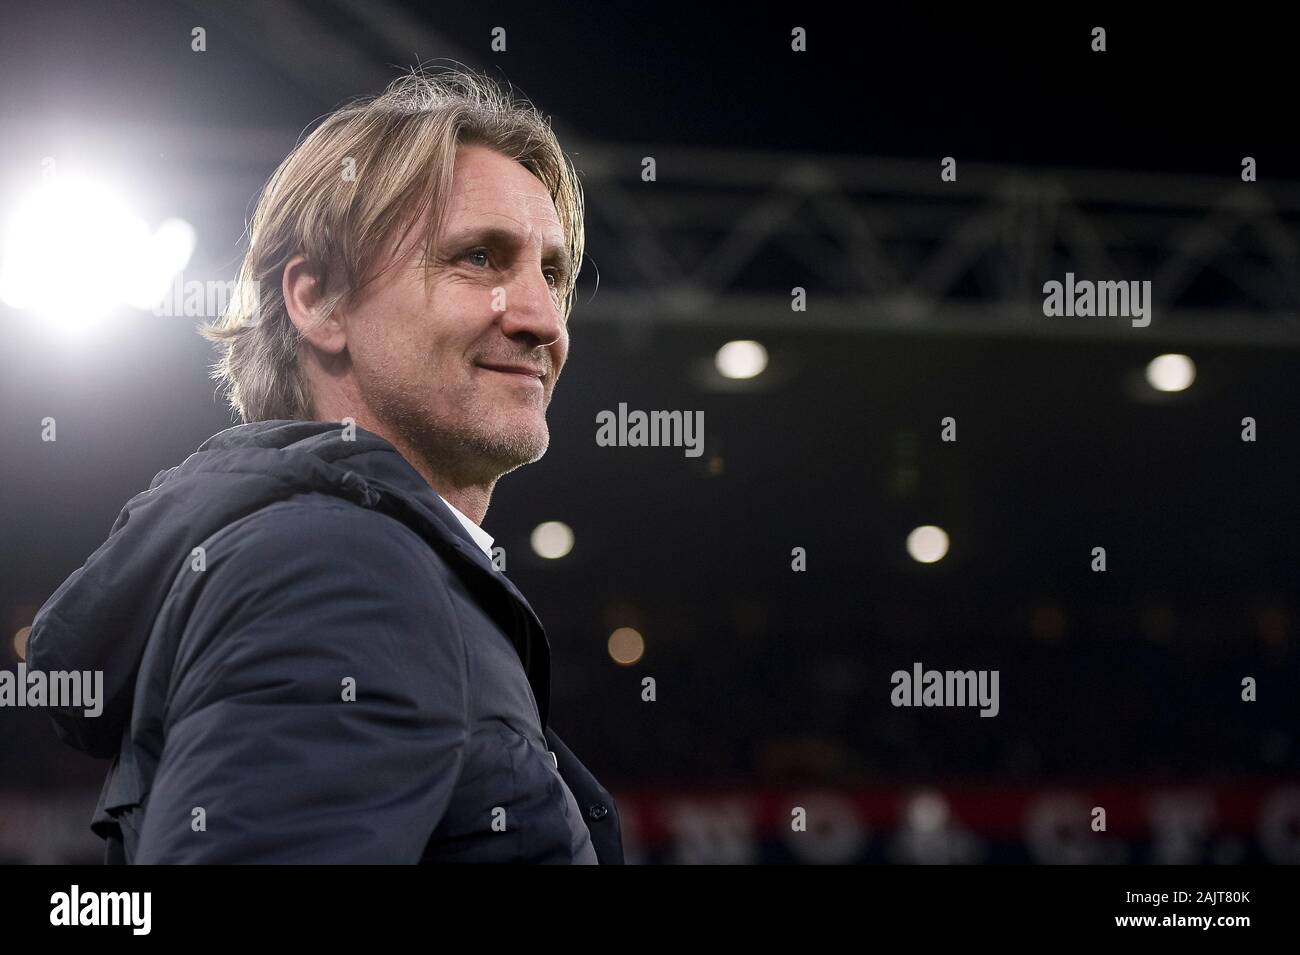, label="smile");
[477,363,544,388]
